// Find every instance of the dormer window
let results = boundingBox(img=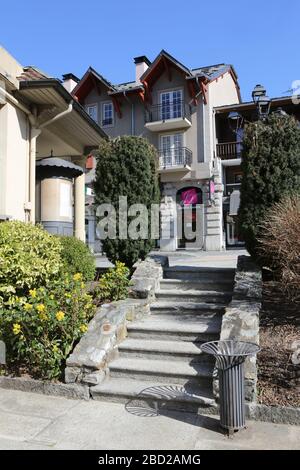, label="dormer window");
[102,102,114,127]
[85,104,98,122]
